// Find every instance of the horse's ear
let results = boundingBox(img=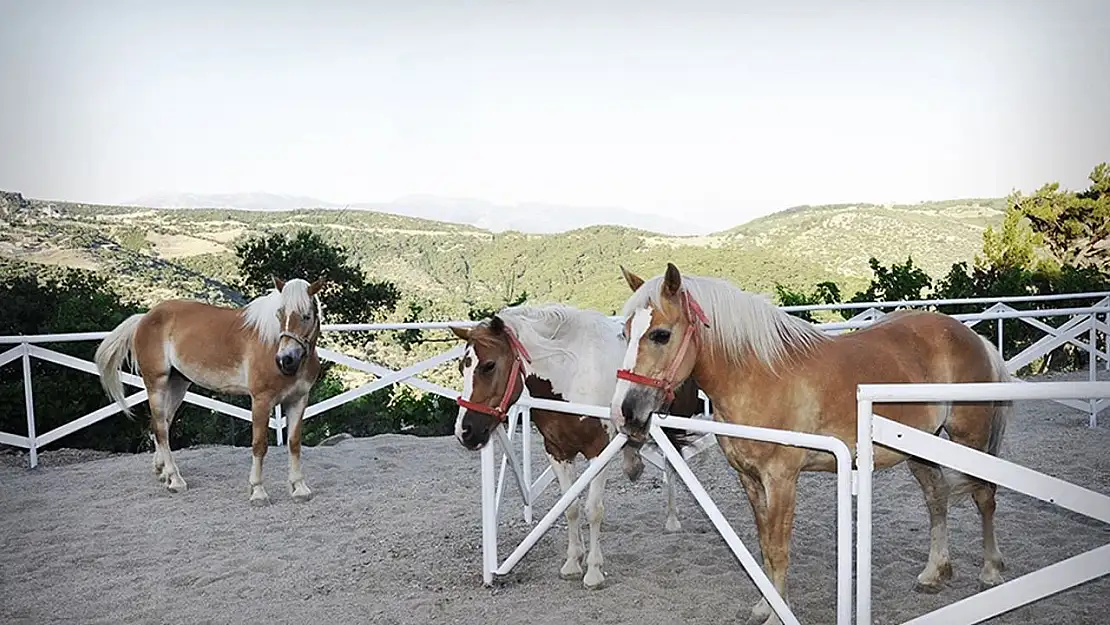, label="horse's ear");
[662,262,682,298]
[489,315,505,334]
[449,326,471,341]
[620,265,644,292]
[273,277,286,292]
[308,276,327,296]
